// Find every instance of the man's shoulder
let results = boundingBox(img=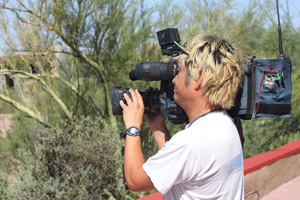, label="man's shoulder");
[182,111,240,149]
[169,111,237,148]
[191,111,234,130]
